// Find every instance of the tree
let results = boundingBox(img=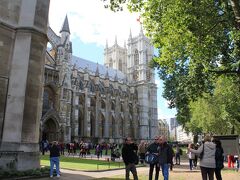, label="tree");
[102,0,240,126]
[186,76,240,135]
